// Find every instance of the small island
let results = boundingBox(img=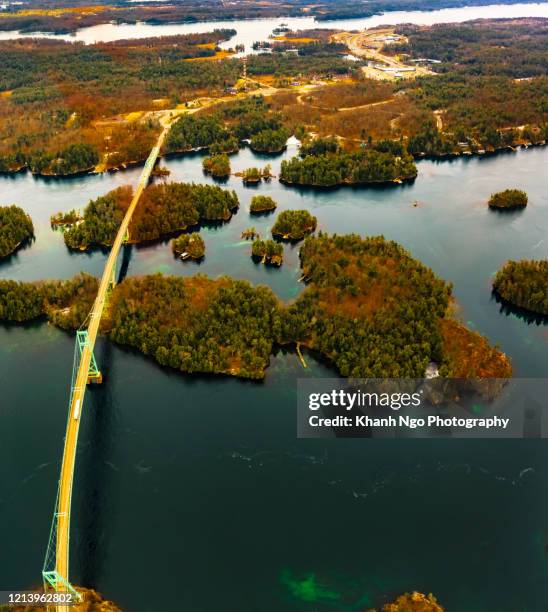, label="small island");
[151,166,171,178]
[202,153,231,178]
[493,259,548,315]
[172,233,205,260]
[250,195,277,214]
[271,210,317,240]
[488,189,528,210]
[241,167,262,184]
[0,205,34,258]
[376,591,444,612]
[241,227,259,240]
[58,182,239,250]
[239,164,272,184]
[251,239,283,266]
